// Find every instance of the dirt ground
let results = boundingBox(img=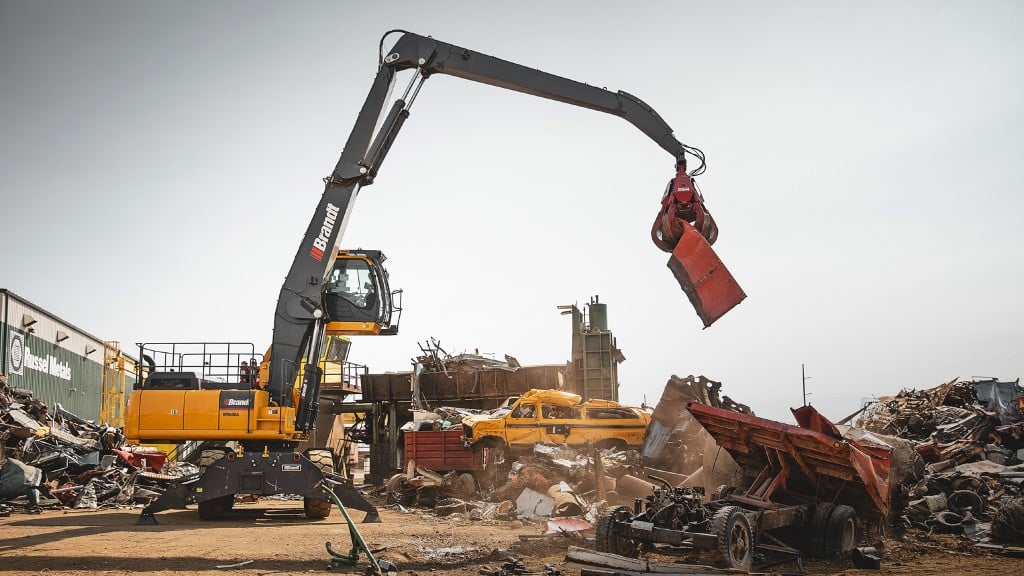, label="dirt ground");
[1,497,1022,576]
